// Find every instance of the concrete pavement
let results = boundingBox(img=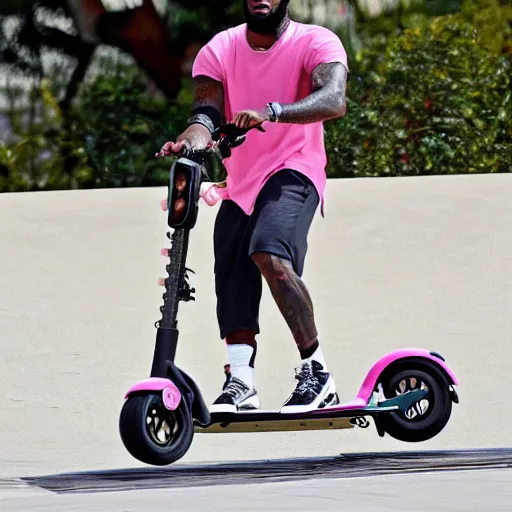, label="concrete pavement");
[1,173,511,509]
